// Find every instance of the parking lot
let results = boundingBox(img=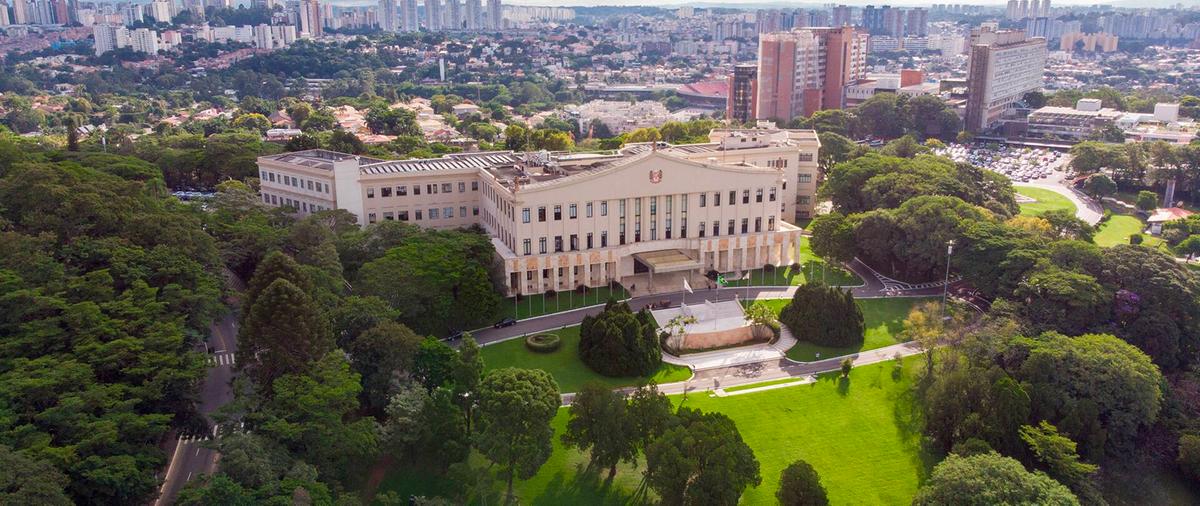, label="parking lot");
[934,144,1070,182]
